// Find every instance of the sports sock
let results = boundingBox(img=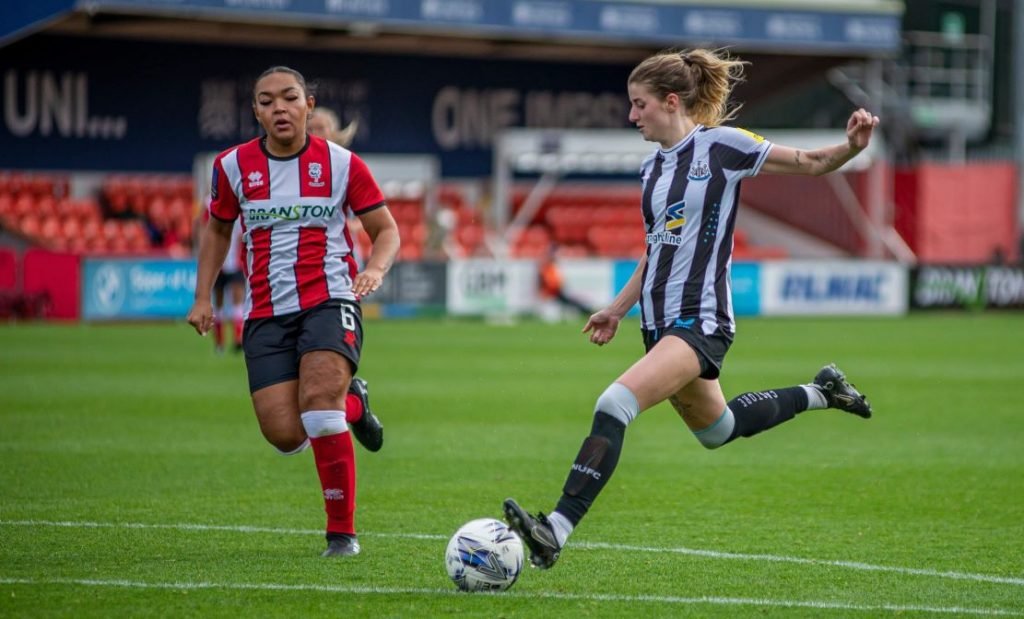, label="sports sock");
[345,393,364,424]
[554,411,628,527]
[301,411,356,535]
[212,312,224,349]
[547,511,575,548]
[725,386,809,443]
[802,384,828,410]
